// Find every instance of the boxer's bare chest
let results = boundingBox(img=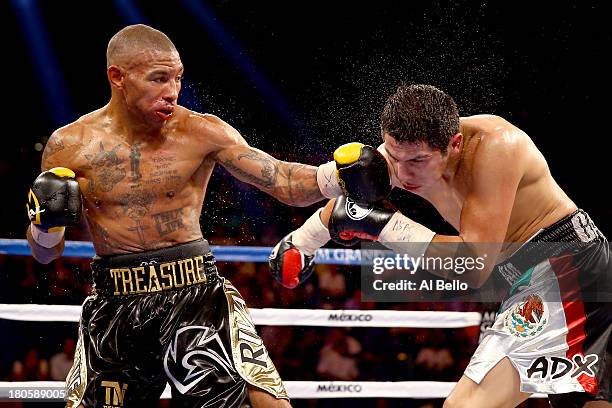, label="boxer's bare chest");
[74,132,205,203]
[419,133,574,241]
[70,125,214,250]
